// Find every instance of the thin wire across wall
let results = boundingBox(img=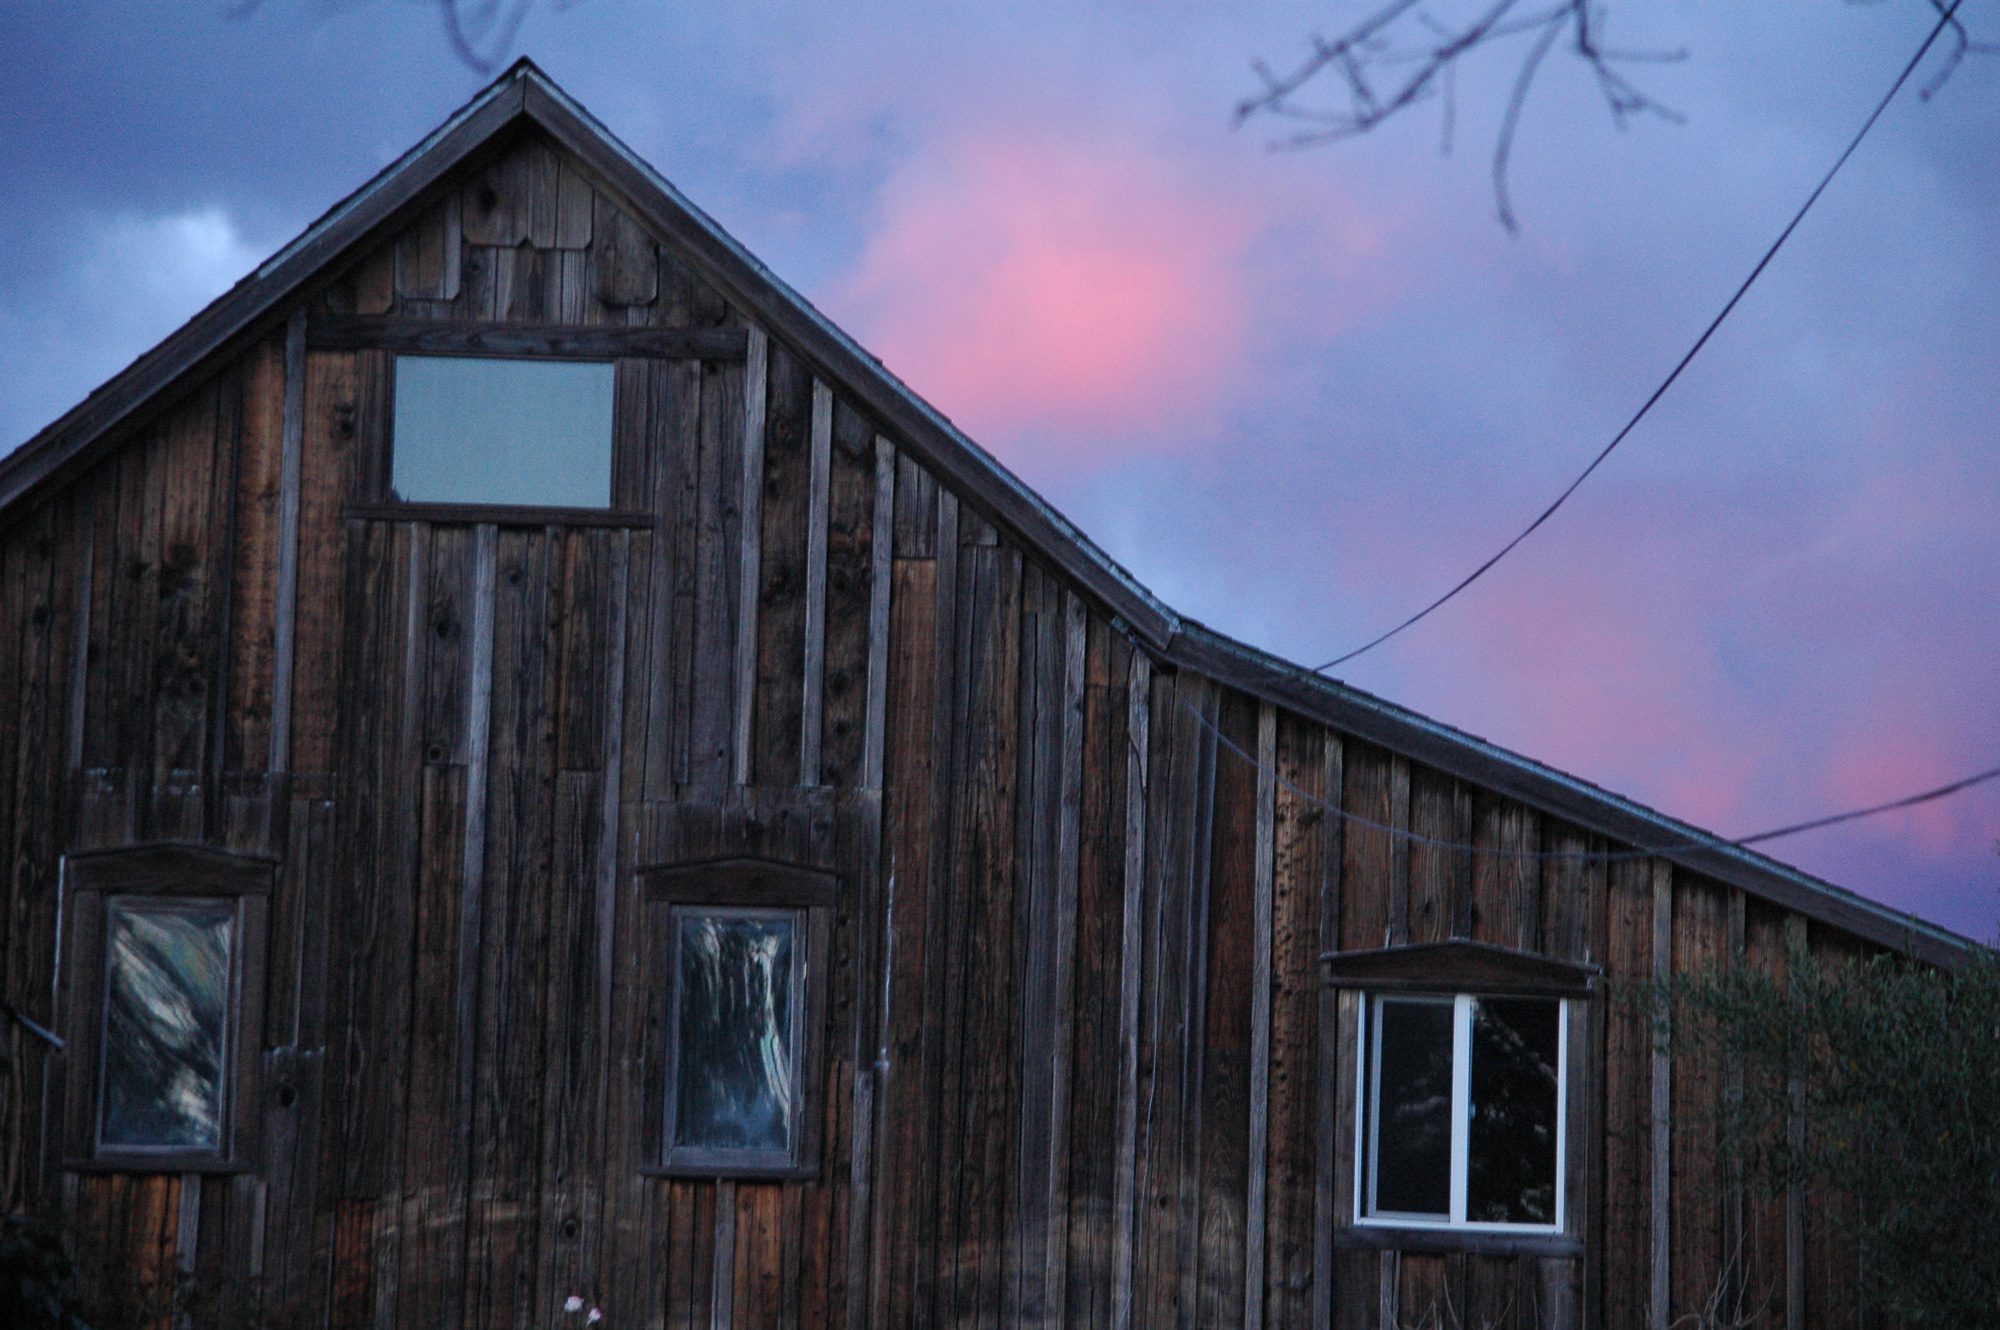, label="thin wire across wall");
[1169,683,1999,865]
